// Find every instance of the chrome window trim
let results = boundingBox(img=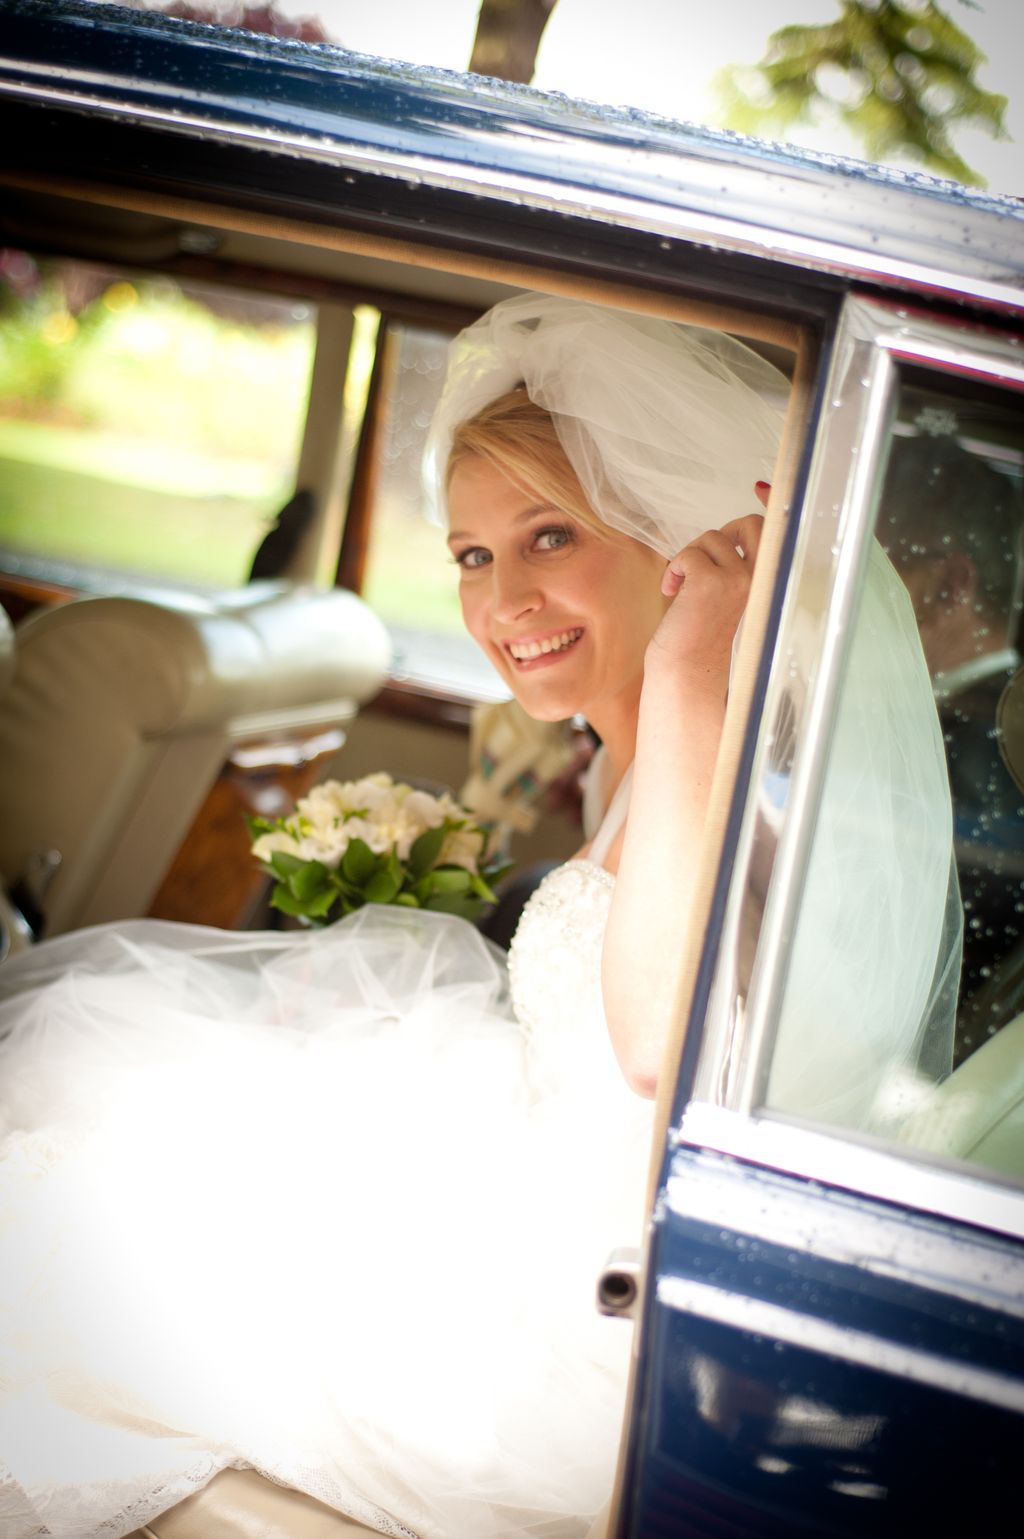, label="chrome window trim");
[657,1273,1024,1411]
[665,1146,1024,1312]
[677,1102,1024,1243]
[690,296,1024,1233]
[1,68,1023,315]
